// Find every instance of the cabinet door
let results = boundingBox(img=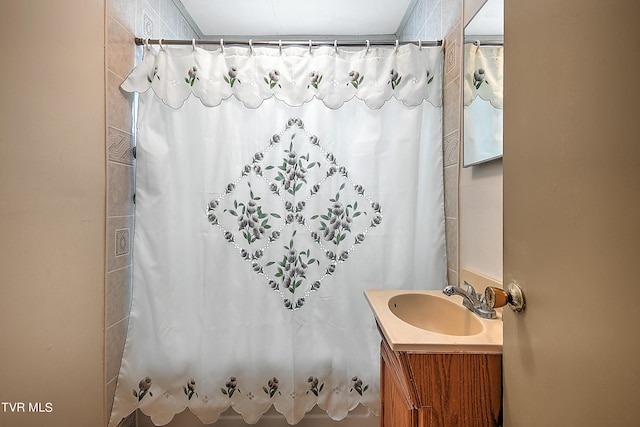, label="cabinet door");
[381,342,420,427]
[379,338,499,427]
